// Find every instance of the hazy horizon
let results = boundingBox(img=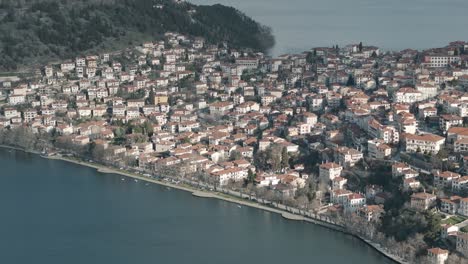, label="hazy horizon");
[191,0,468,55]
